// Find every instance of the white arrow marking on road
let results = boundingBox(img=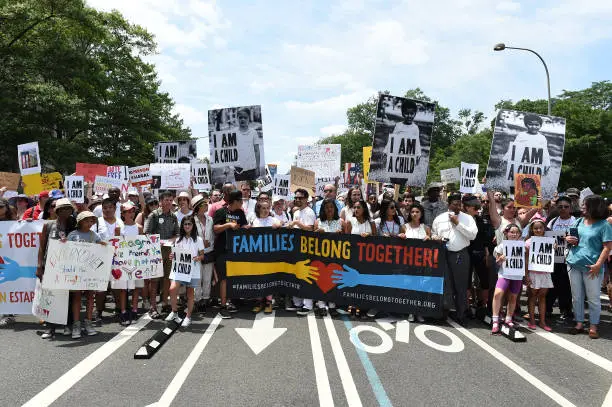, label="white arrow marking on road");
[395,320,410,343]
[235,310,287,355]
